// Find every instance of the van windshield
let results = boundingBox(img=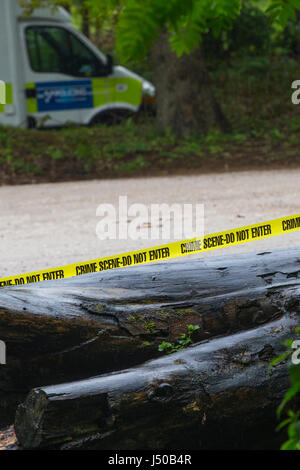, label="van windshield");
[26,26,105,77]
